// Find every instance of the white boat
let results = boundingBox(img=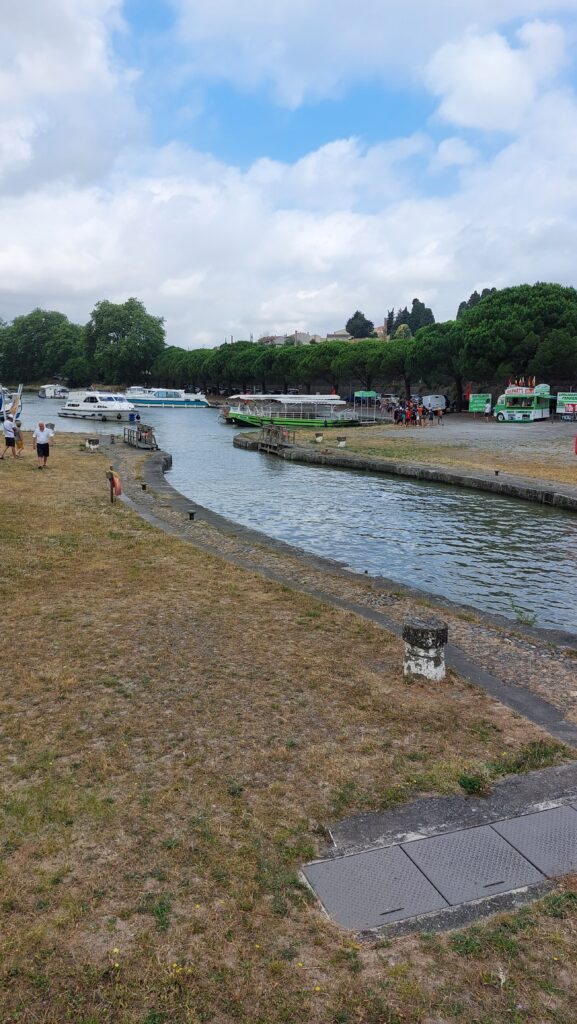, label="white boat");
[58,391,140,422]
[126,387,210,408]
[39,384,69,399]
